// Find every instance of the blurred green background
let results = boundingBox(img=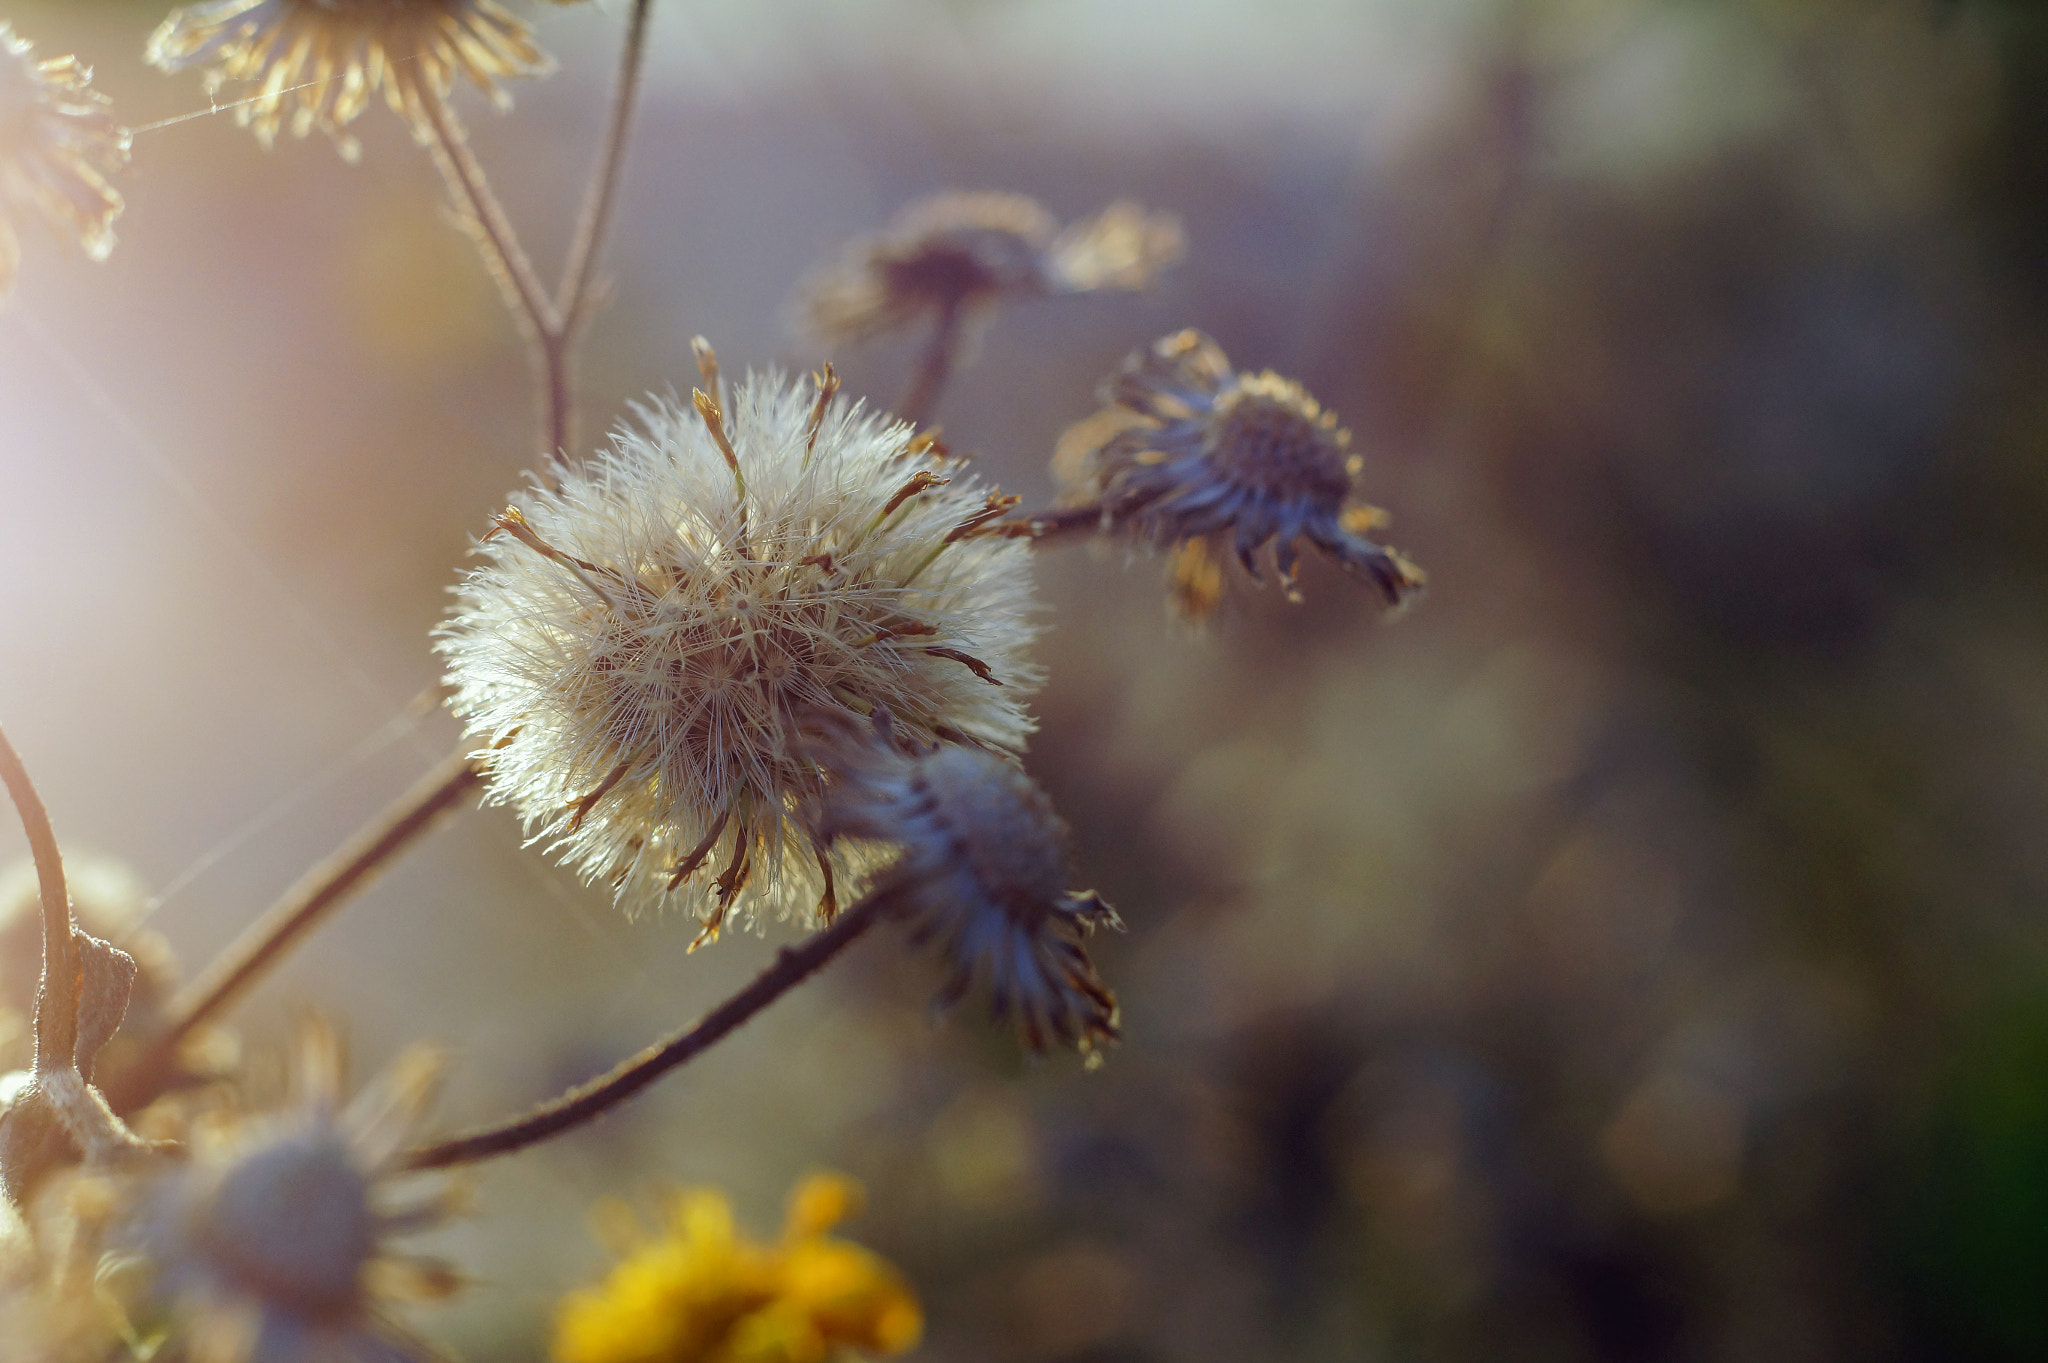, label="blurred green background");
[5,0,2048,1358]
